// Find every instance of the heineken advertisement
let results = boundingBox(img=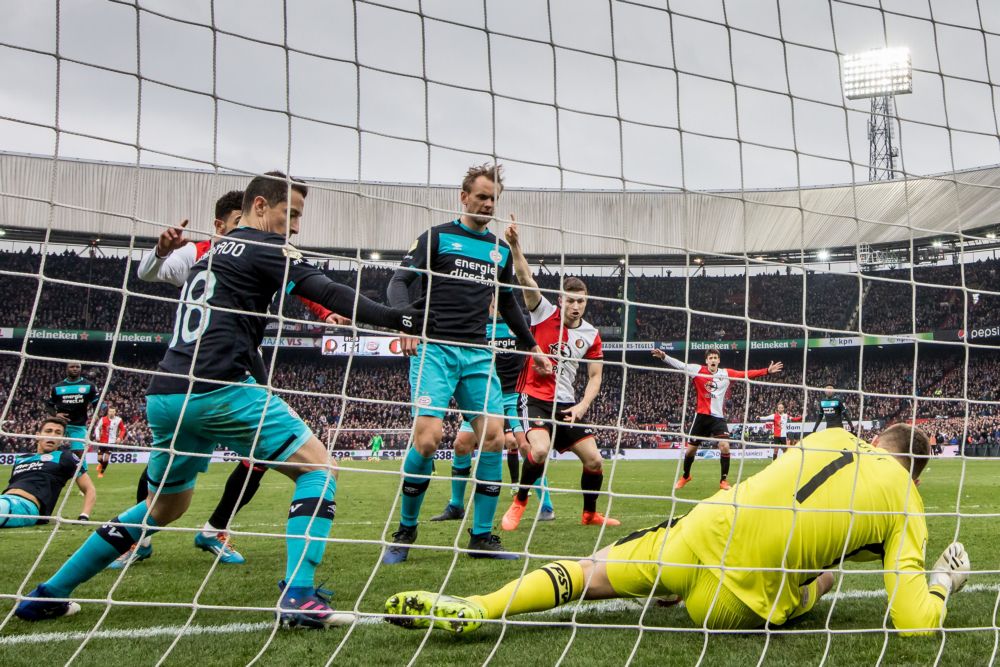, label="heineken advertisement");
[1,328,320,348]
[0,328,975,350]
[606,332,936,352]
